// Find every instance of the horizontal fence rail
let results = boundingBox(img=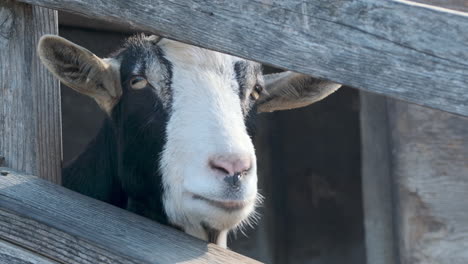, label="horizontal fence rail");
[0,239,57,264]
[0,168,260,264]
[16,0,468,117]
